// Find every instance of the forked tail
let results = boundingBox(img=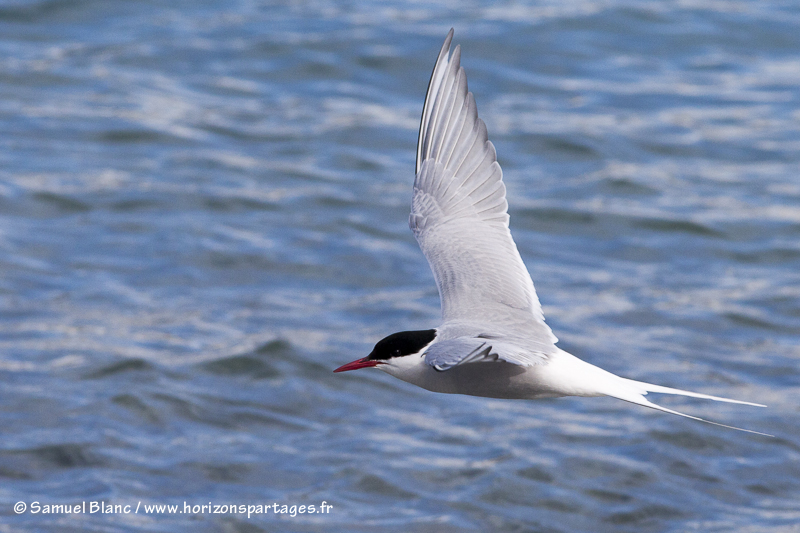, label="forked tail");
[609,377,772,437]
[545,350,770,436]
